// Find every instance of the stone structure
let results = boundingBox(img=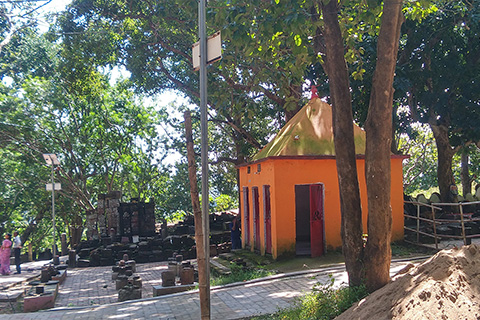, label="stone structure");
[86,192,156,241]
[112,258,143,302]
[78,210,236,266]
